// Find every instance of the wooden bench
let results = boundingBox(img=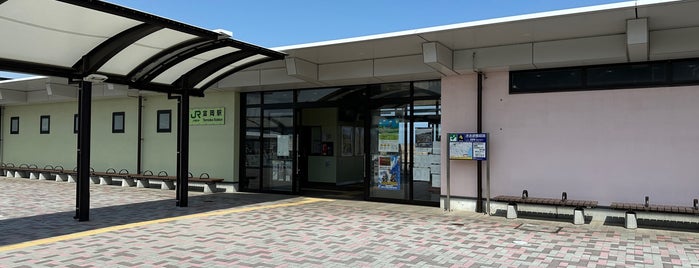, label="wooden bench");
[610,196,699,229]
[131,171,223,193]
[493,190,598,225]
[91,168,138,186]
